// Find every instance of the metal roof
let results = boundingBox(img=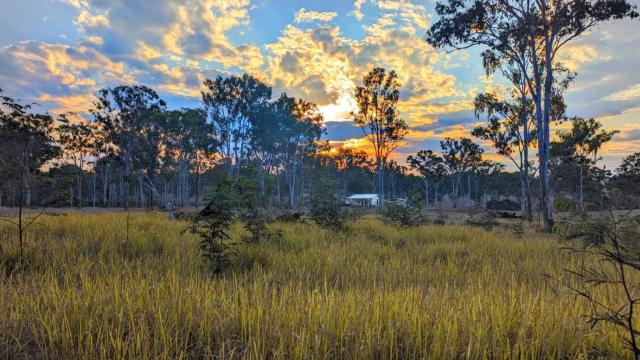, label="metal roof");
[347,194,379,199]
